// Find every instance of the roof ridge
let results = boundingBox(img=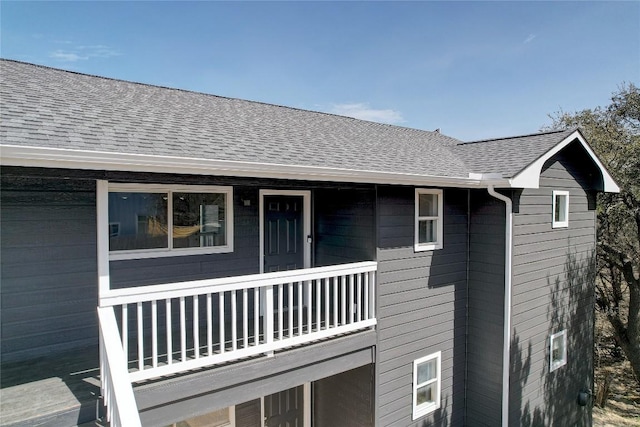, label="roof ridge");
[458,128,575,145]
[1,58,449,137]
